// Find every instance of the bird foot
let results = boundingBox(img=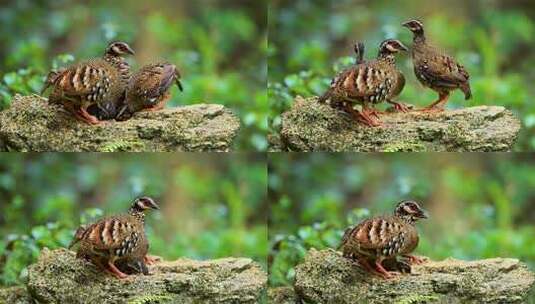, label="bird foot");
[403,255,427,265]
[390,102,411,113]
